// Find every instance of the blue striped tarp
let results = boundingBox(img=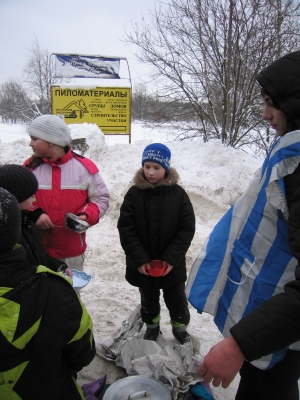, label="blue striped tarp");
[186,131,300,369]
